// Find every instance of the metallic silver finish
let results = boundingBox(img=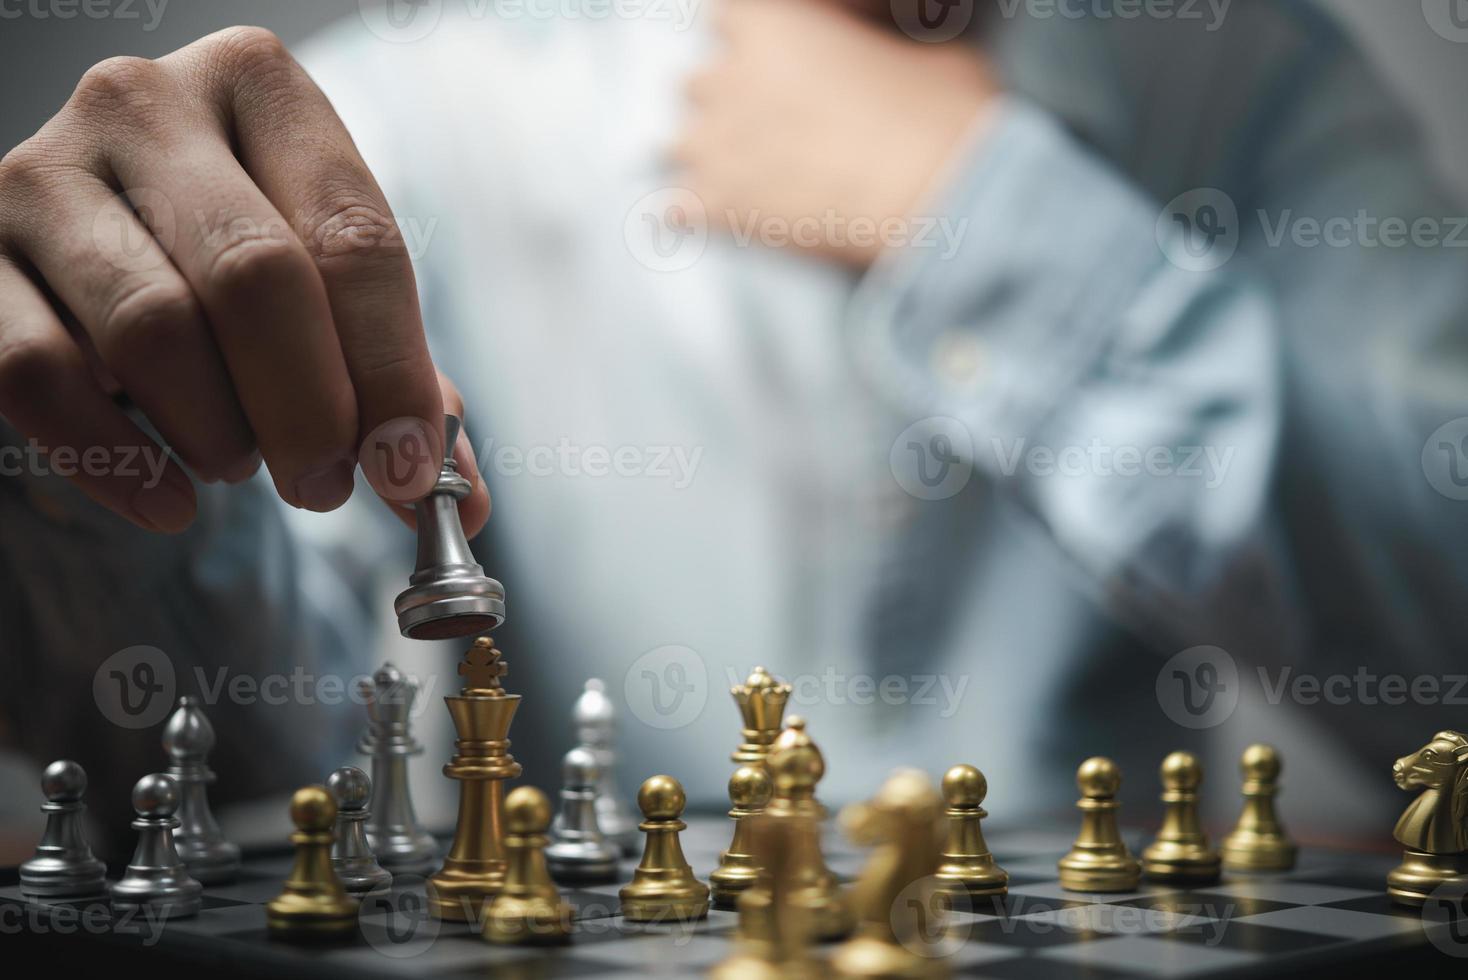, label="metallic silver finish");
[573,678,639,853]
[327,766,393,897]
[358,663,439,875]
[394,415,505,639]
[110,773,203,919]
[162,696,241,884]
[19,760,108,901]
[546,747,620,883]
